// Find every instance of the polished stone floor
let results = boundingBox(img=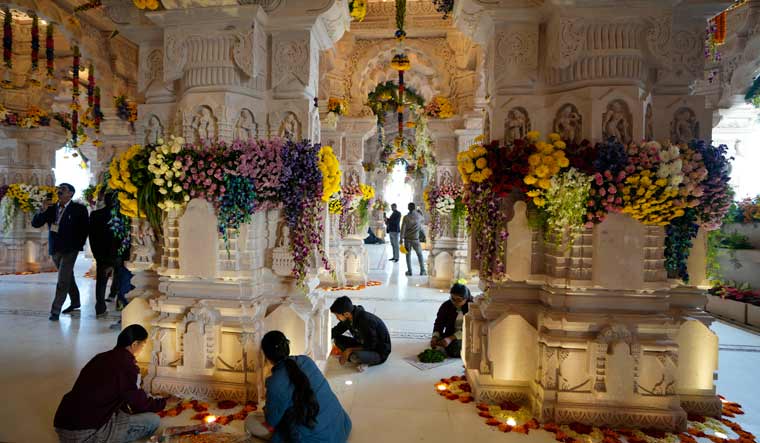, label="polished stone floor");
[0,245,758,443]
